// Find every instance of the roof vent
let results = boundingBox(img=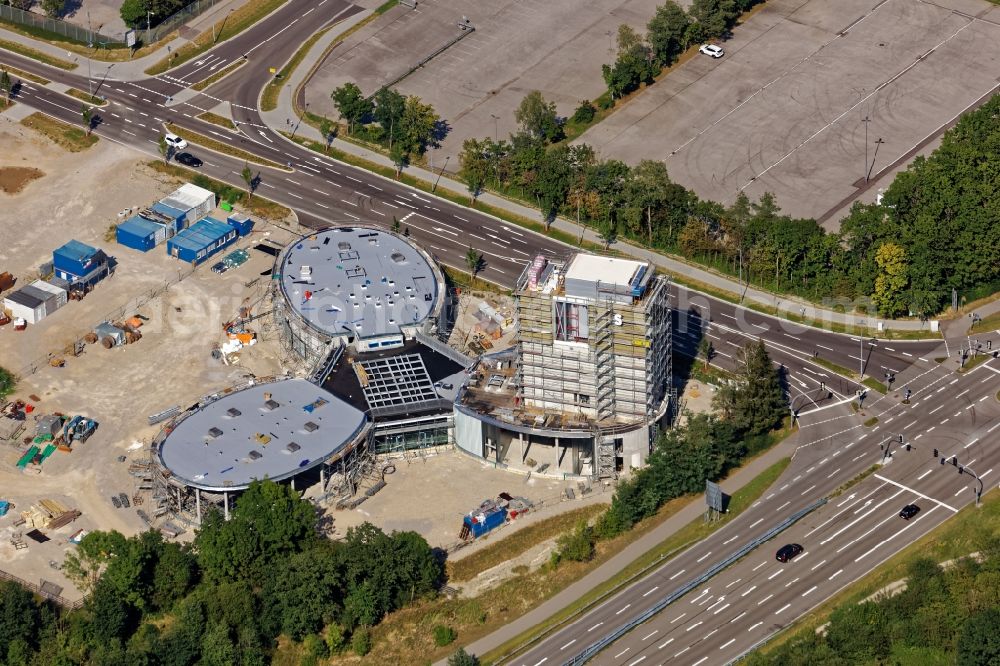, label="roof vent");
[304,421,319,432]
[264,399,280,411]
[338,241,351,250]
[391,251,406,264]
[208,427,223,439]
[226,407,242,418]
[285,442,301,453]
[248,450,263,461]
